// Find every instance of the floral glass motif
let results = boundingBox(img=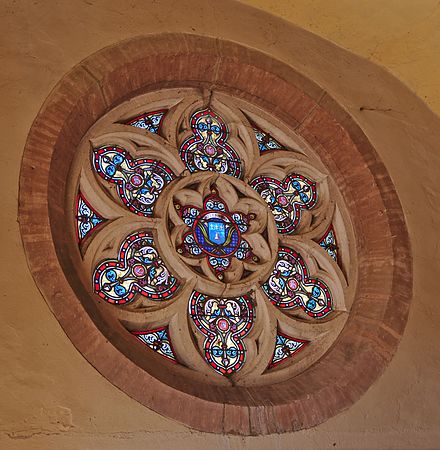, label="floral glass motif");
[189,291,254,375]
[319,224,338,262]
[262,247,332,318]
[176,190,255,279]
[268,331,308,369]
[132,326,176,362]
[93,146,175,216]
[75,191,105,242]
[94,231,180,304]
[250,174,317,234]
[179,108,242,178]
[125,109,167,134]
[252,123,284,153]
